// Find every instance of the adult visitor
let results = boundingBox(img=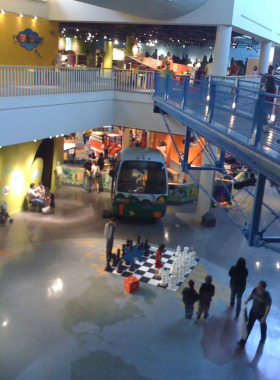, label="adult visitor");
[268,65,274,75]
[197,275,215,320]
[229,61,239,76]
[195,59,201,69]
[237,281,272,346]
[35,182,45,198]
[229,257,249,317]
[262,75,277,133]
[97,152,105,171]
[28,183,44,212]
[96,53,102,68]
[251,66,258,75]
[205,57,214,76]
[90,161,100,193]
[104,217,117,270]
[191,63,196,79]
